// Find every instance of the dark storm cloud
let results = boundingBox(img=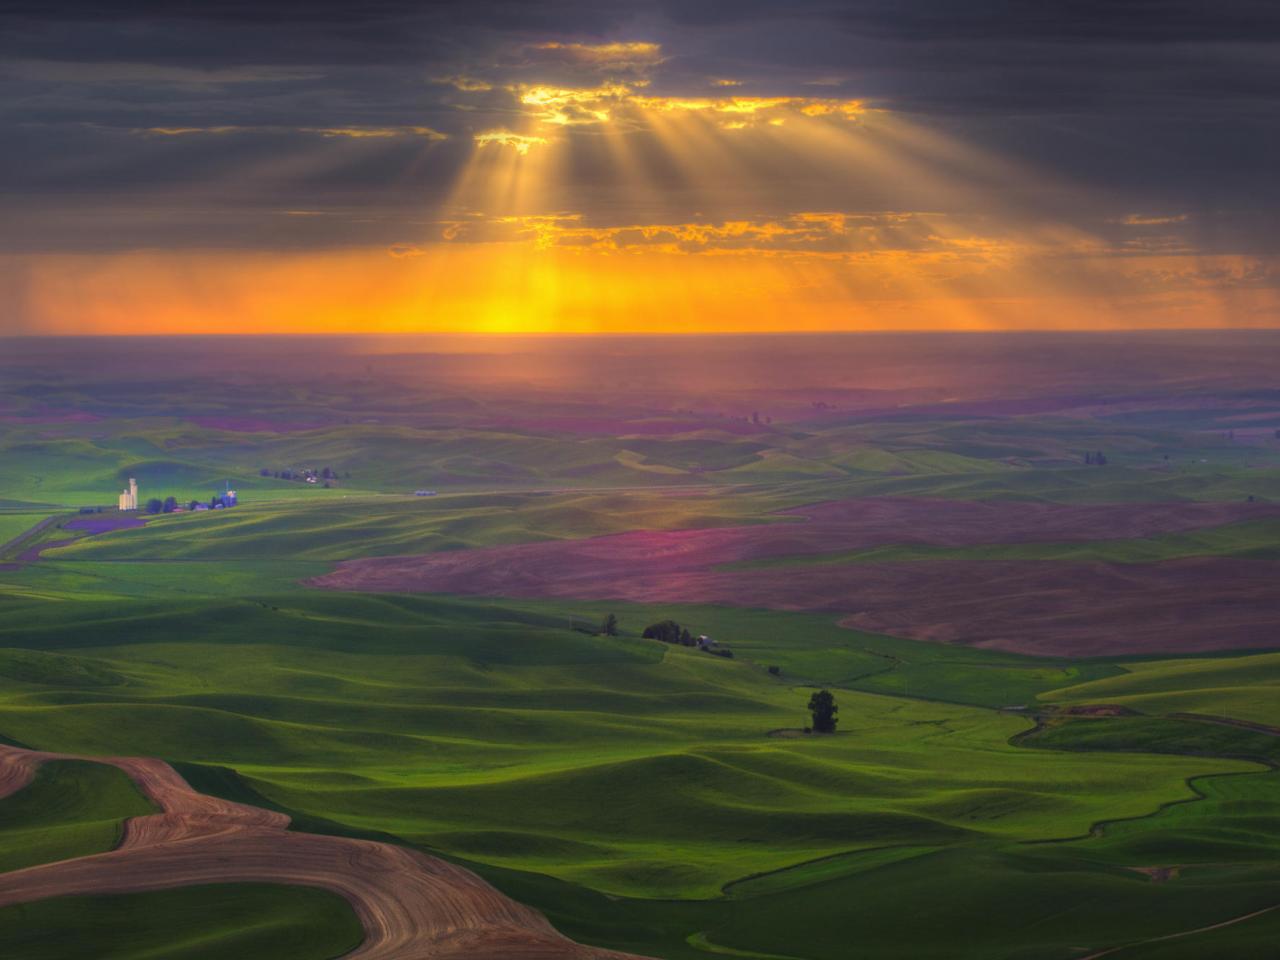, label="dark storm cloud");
[655,0,1279,43]
[1,0,1278,254]
[646,0,1280,114]
[7,1,1279,103]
